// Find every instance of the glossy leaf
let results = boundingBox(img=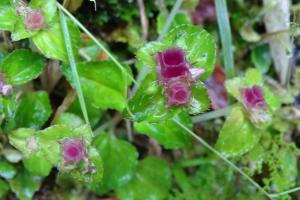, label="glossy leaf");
[0,49,45,85]
[216,106,261,157]
[23,151,53,177]
[53,112,84,129]
[137,25,216,80]
[0,0,17,31]
[92,133,138,194]
[9,125,103,183]
[157,12,192,34]
[62,61,130,111]
[134,112,192,149]
[225,68,280,128]
[251,44,271,74]
[117,157,171,200]
[15,91,52,129]
[9,168,42,200]
[189,82,210,114]
[0,179,9,199]
[125,72,178,122]
[32,18,80,62]
[0,160,16,180]
[11,0,57,41]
